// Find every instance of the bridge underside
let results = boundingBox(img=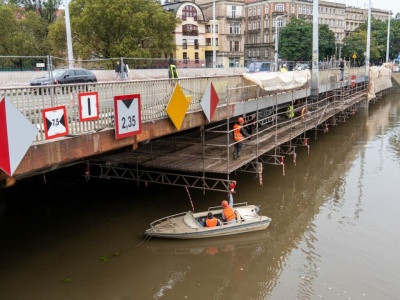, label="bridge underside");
[88,83,372,193]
